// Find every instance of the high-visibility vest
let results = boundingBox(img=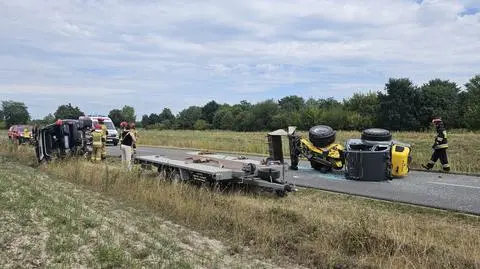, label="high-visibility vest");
[100,124,108,139]
[92,131,103,147]
[434,126,448,149]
